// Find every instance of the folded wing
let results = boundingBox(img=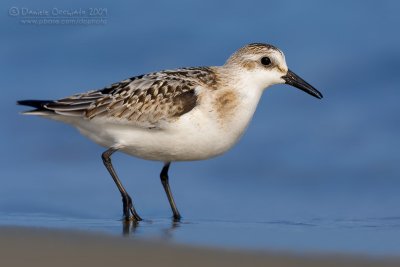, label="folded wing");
[25,68,216,128]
